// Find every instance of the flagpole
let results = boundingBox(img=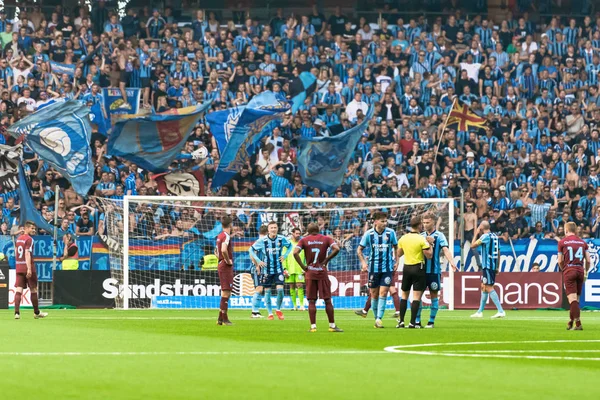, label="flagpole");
[434,98,456,159]
[52,185,59,272]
